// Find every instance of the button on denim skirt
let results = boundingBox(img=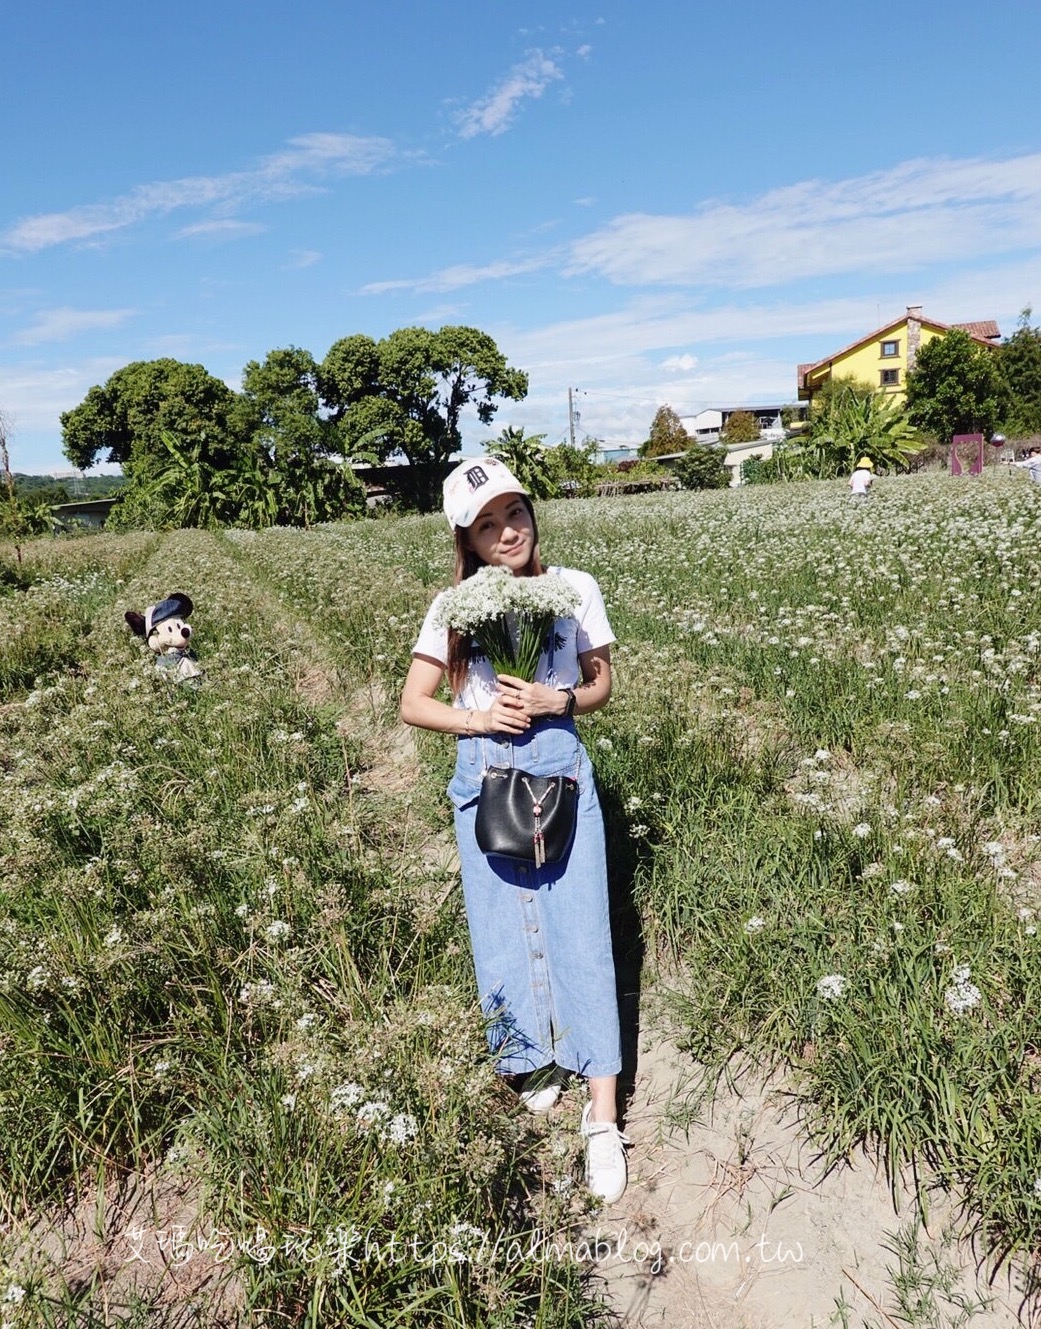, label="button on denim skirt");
[449,718,622,1078]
